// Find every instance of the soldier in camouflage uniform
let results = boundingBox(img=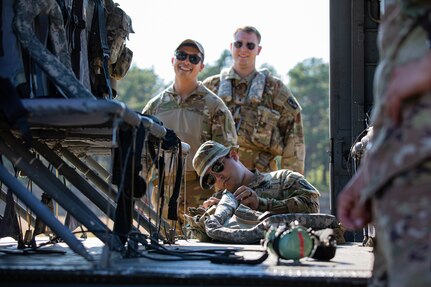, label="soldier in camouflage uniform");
[199,191,340,244]
[192,141,319,215]
[142,40,237,233]
[338,1,431,286]
[203,26,305,174]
